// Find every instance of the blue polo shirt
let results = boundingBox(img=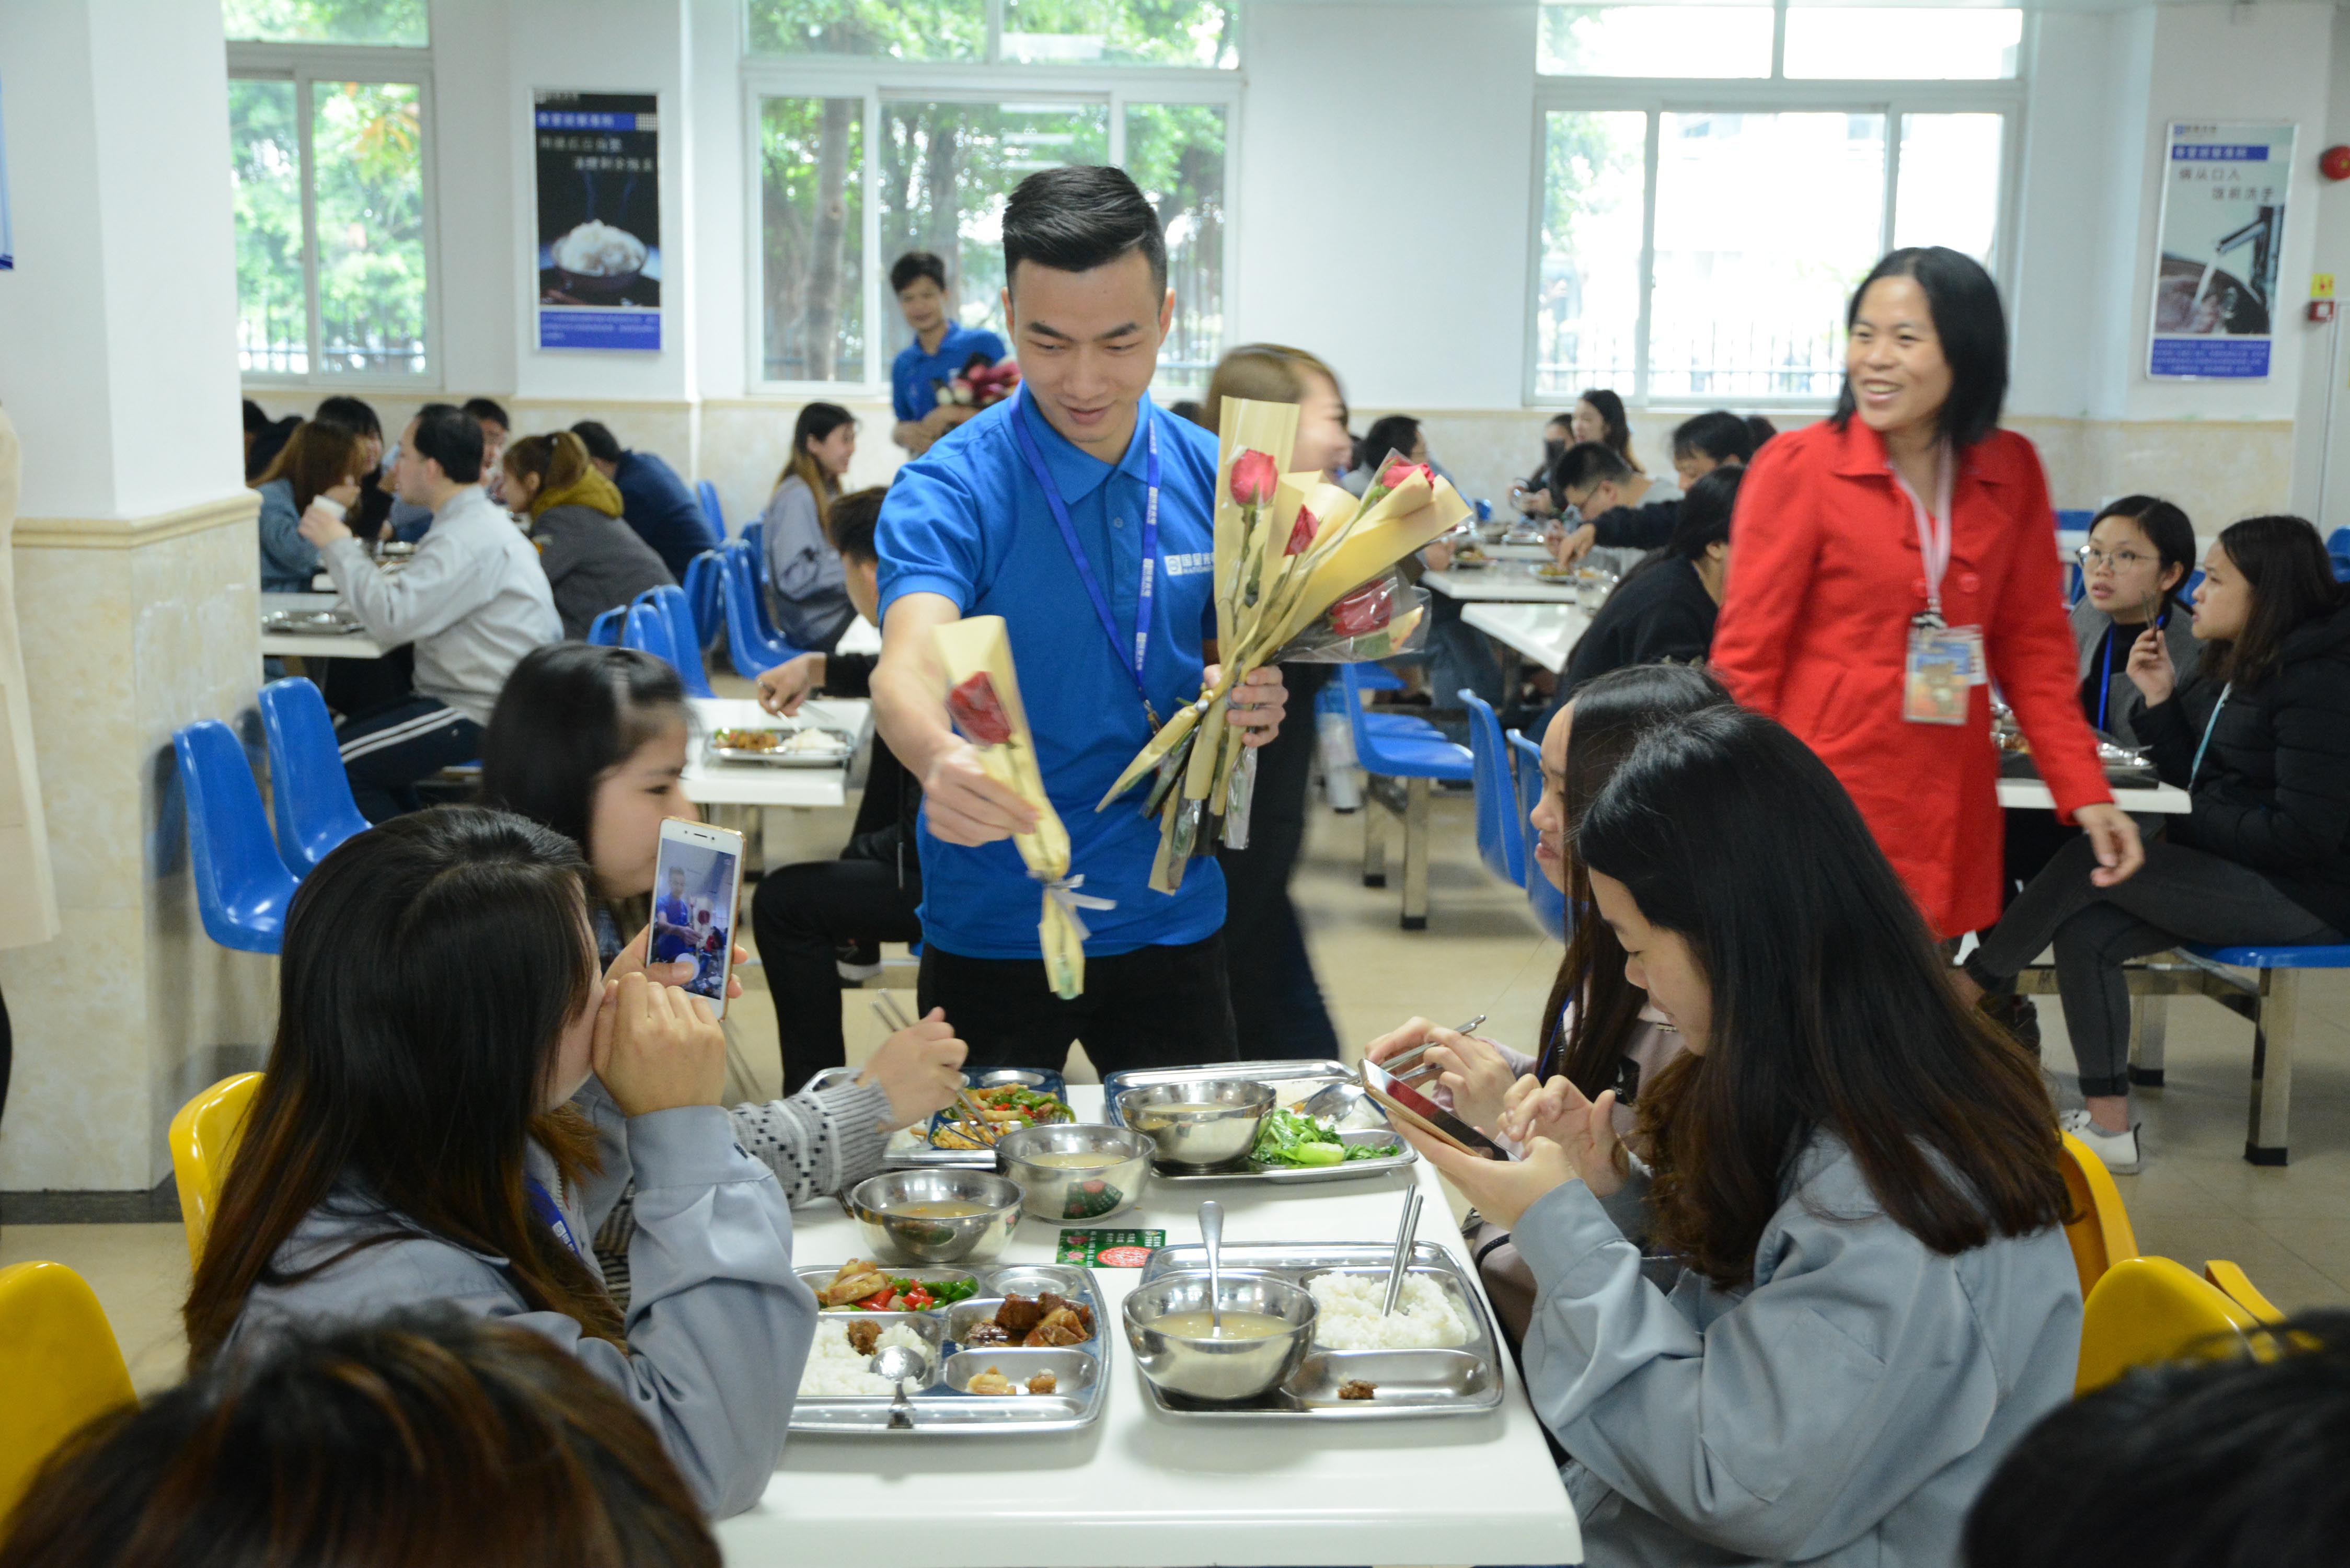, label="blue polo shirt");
[878,391,1223,961]
[891,323,1010,425]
